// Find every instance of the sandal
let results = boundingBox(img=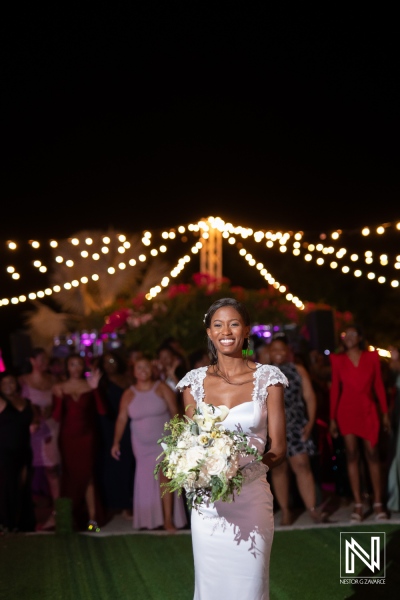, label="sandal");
[350,503,364,522]
[373,503,390,520]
